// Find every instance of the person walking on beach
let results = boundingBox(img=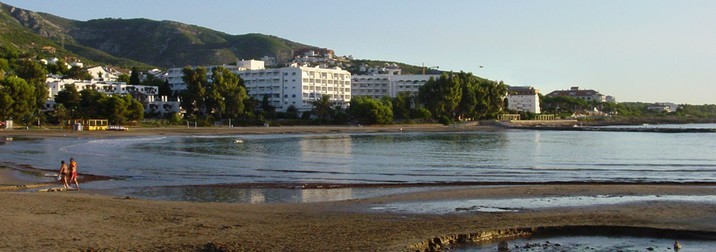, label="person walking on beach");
[59,160,70,189]
[68,158,79,190]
